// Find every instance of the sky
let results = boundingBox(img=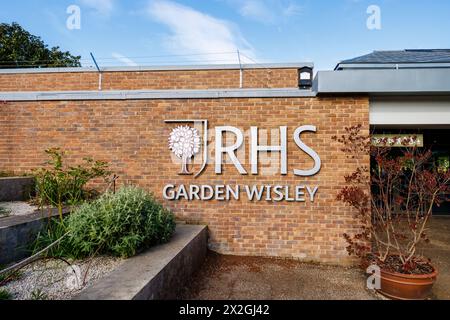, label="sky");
[1,0,450,71]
